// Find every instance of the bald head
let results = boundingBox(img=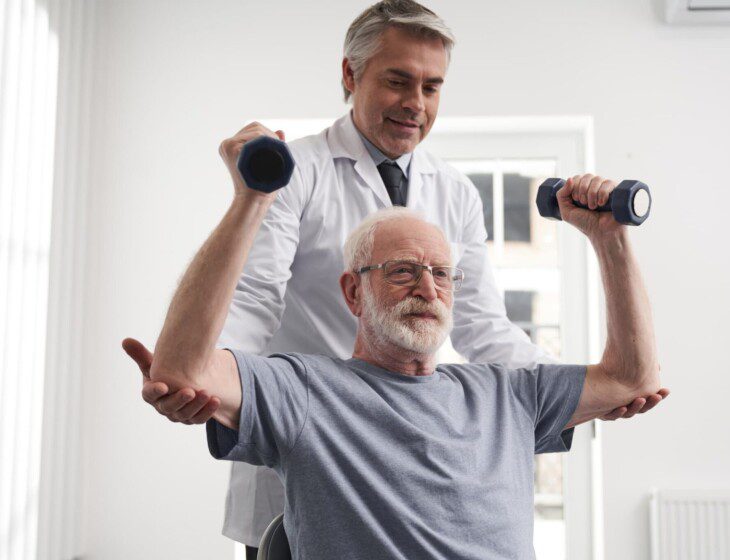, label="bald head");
[370,216,451,269]
[343,207,451,273]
